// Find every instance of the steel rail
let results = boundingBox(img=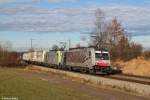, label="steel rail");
[28,63,150,86]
